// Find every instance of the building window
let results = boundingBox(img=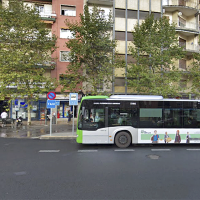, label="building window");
[179,17,186,28]
[179,59,186,69]
[97,80,104,91]
[139,11,149,20]
[35,5,44,14]
[61,5,76,16]
[115,31,133,41]
[127,10,137,19]
[60,51,70,62]
[60,29,74,39]
[114,77,125,86]
[115,9,125,18]
[153,12,161,19]
[180,80,187,88]
[115,31,125,40]
[179,38,186,49]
